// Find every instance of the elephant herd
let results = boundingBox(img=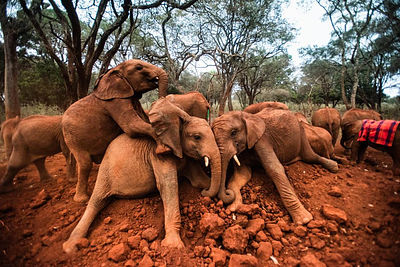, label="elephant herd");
[0,59,399,255]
